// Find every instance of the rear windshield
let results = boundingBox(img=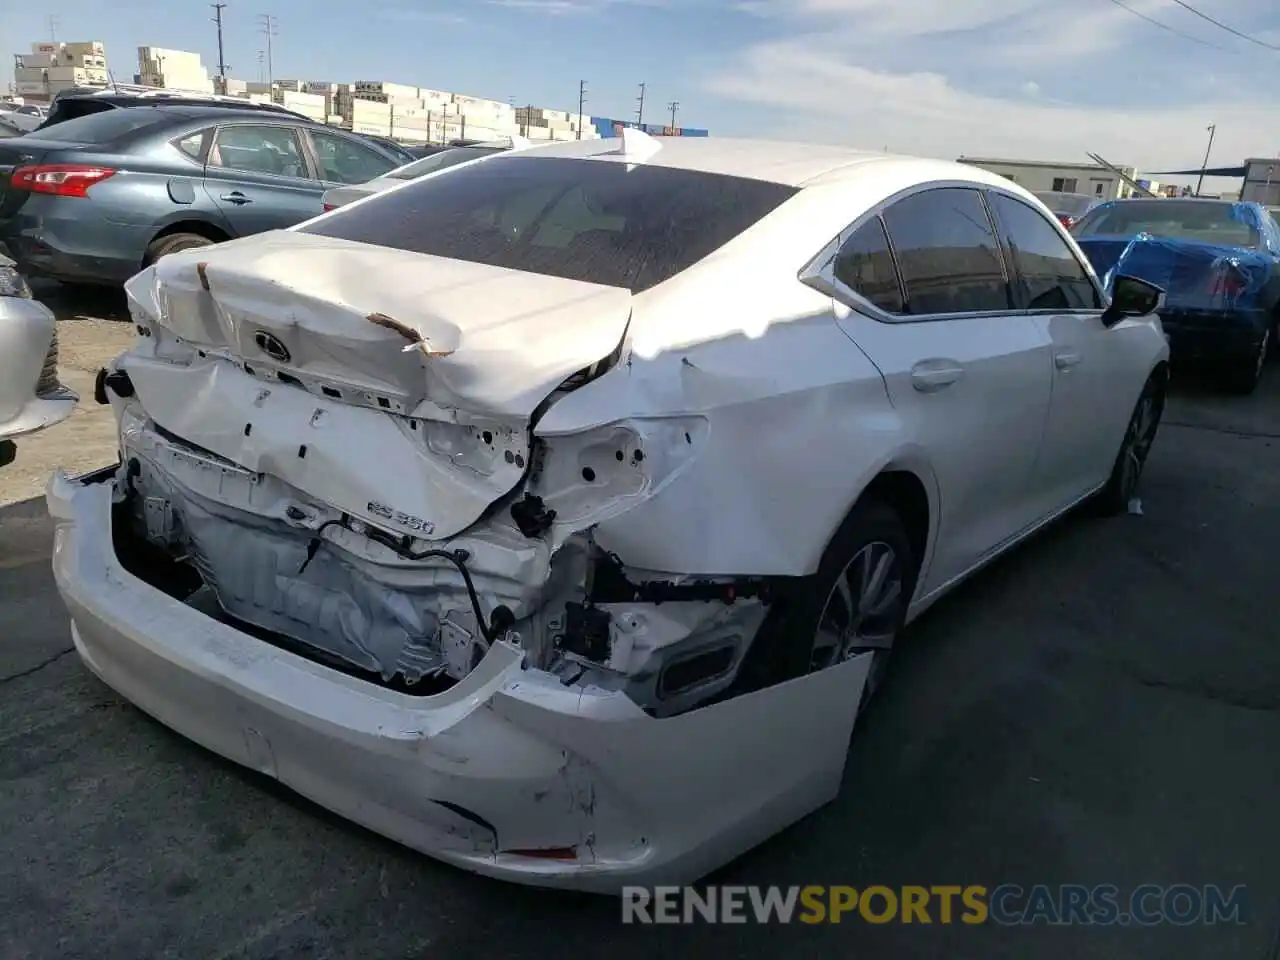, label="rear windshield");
[387,146,506,180]
[31,106,177,143]
[1072,199,1258,247]
[1034,192,1095,216]
[301,155,798,292]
